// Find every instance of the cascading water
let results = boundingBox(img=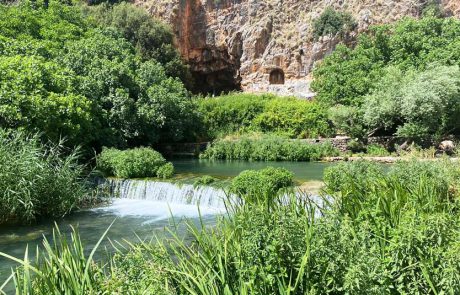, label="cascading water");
[93,179,229,223]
